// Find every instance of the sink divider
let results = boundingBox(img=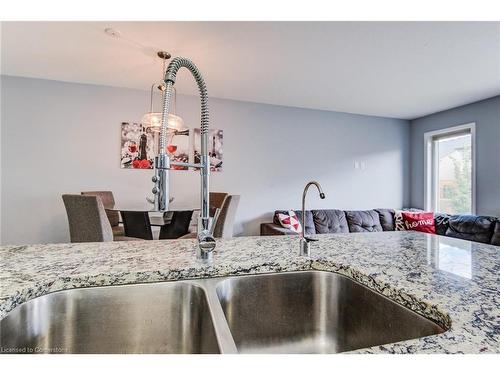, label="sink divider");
[192,279,239,354]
